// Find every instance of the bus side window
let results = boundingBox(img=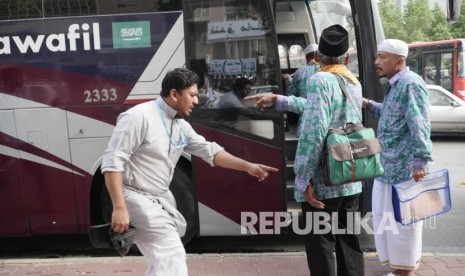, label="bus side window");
[407,49,420,75]
[440,52,453,92]
[278,45,289,70]
[288,45,305,69]
[276,33,307,74]
[424,53,438,85]
[0,0,182,19]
